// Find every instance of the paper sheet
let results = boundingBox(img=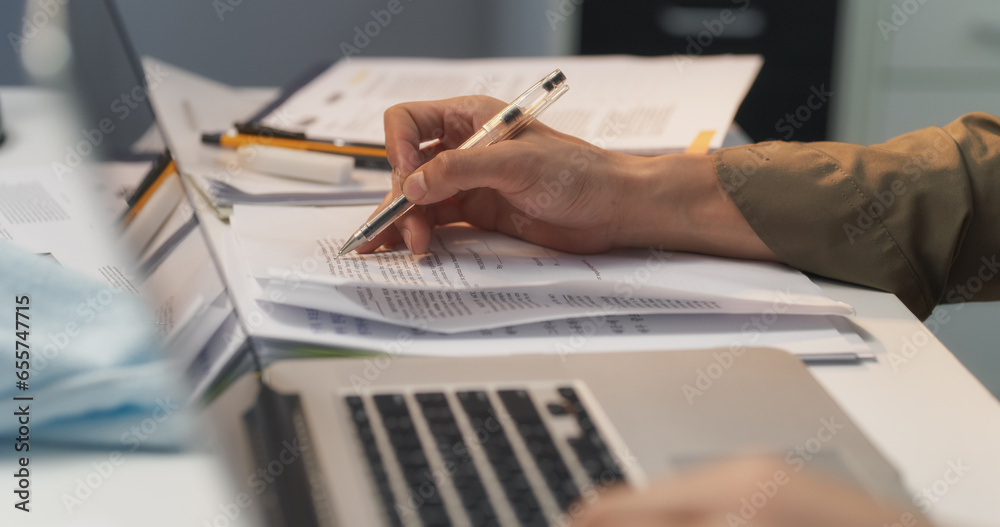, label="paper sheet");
[87,161,151,219]
[263,305,867,359]
[221,232,869,360]
[0,167,139,290]
[143,58,391,219]
[261,55,763,154]
[137,205,226,346]
[230,205,853,333]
